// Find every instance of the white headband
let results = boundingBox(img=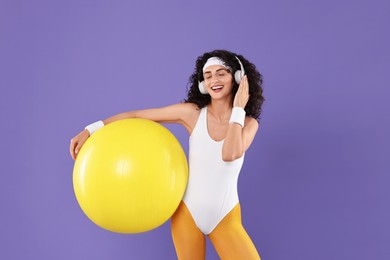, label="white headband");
[202,57,232,73]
